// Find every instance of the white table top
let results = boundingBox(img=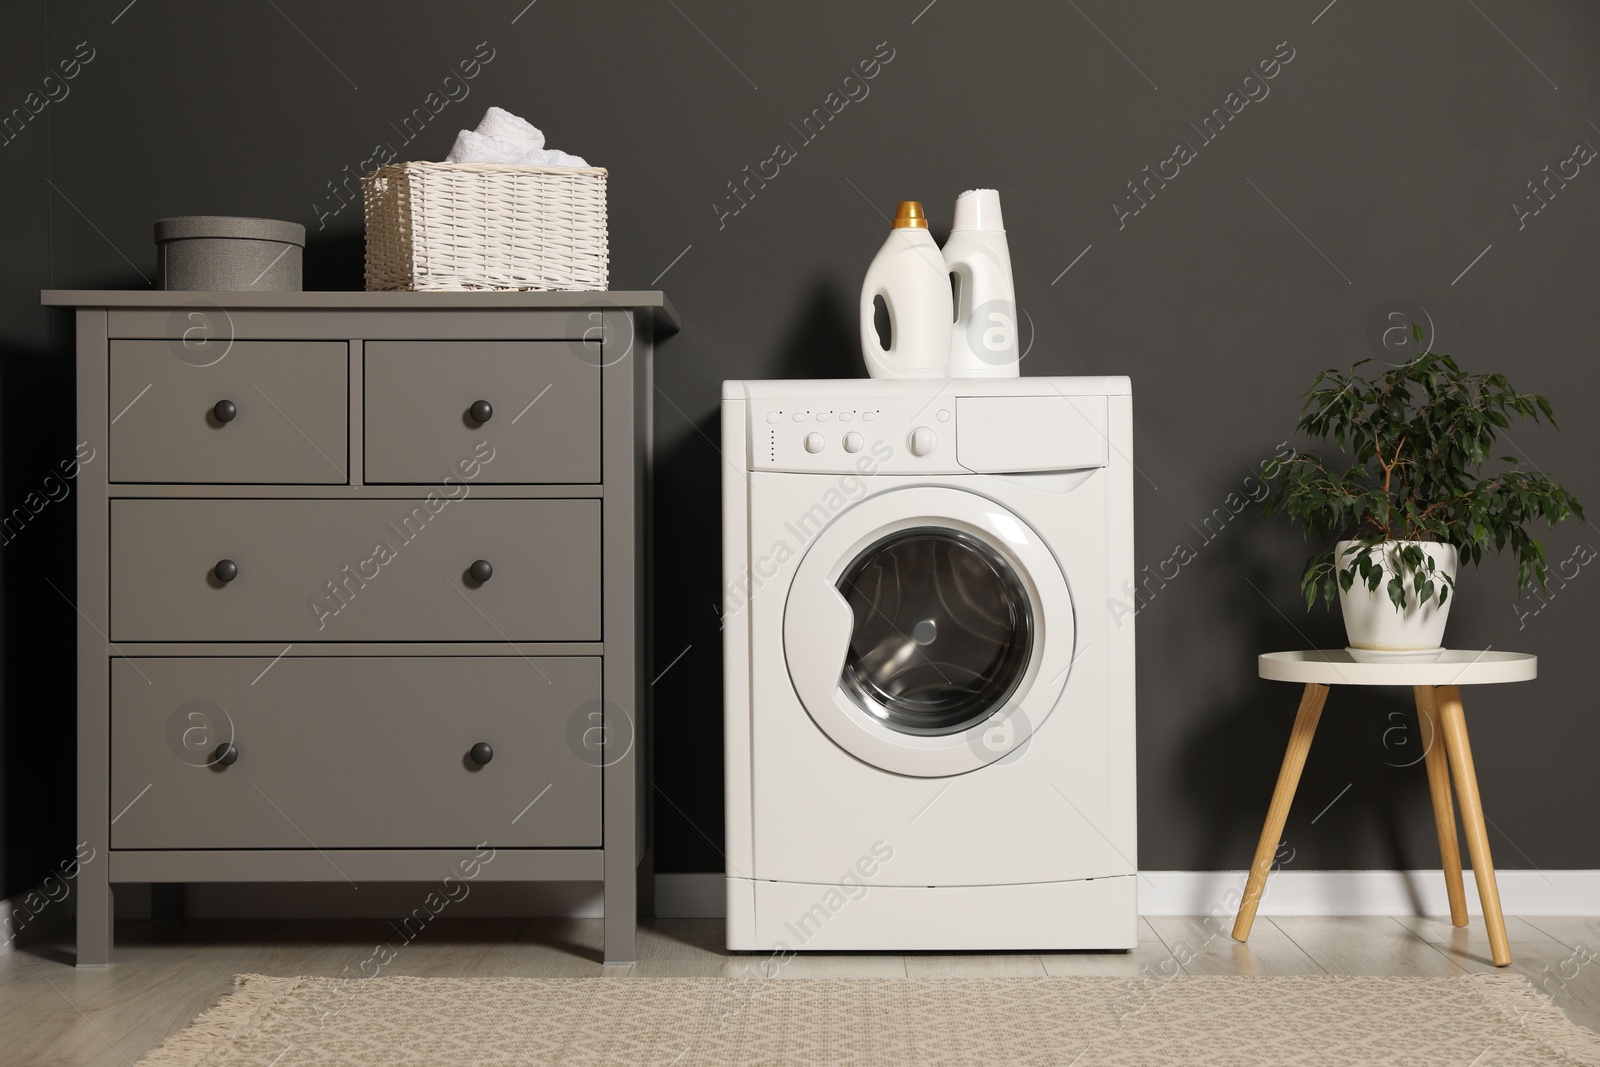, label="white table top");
[1259,650,1537,687]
